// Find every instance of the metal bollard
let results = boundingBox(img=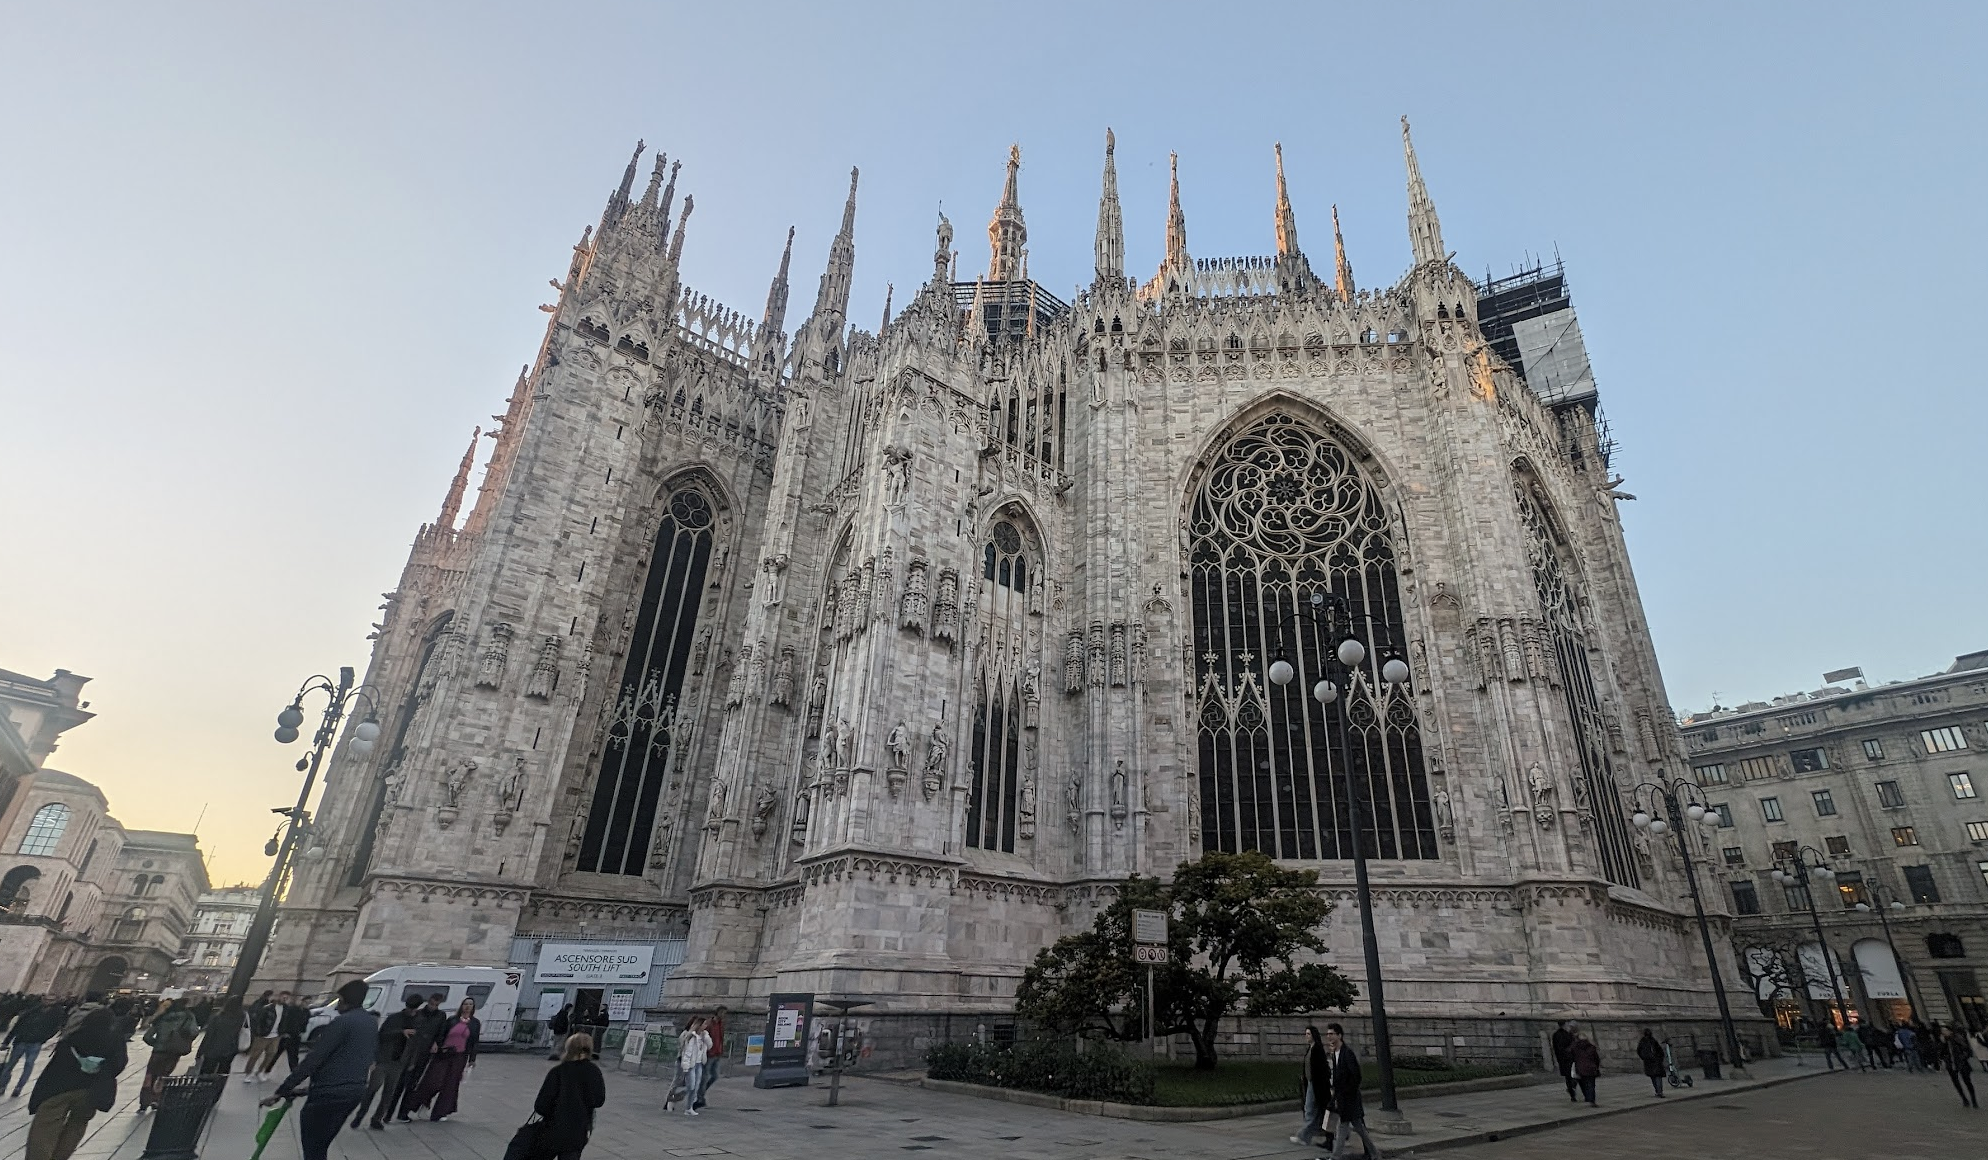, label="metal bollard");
[140,1073,228,1160]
